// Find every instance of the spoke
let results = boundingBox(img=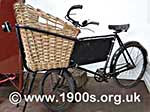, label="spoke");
[49,75,52,92]
[136,49,140,57]
[133,69,139,78]
[134,67,141,76]
[135,57,143,65]
[55,74,58,82]
[127,69,131,78]
[128,47,139,61]
[120,72,125,79]
[51,73,56,91]
[129,47,134,55]
[134,52,142,64]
